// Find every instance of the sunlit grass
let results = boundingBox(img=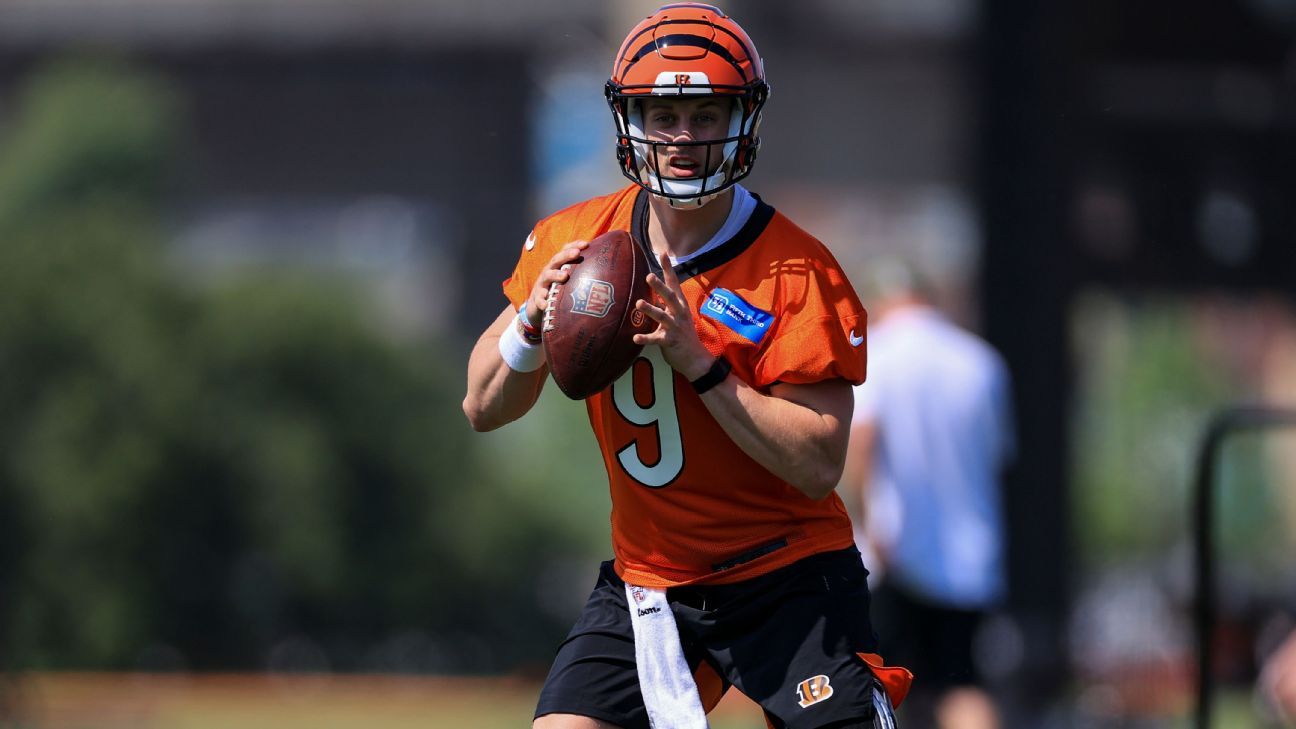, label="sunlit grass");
[18,673,1272,729]
[4,673,769,729]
